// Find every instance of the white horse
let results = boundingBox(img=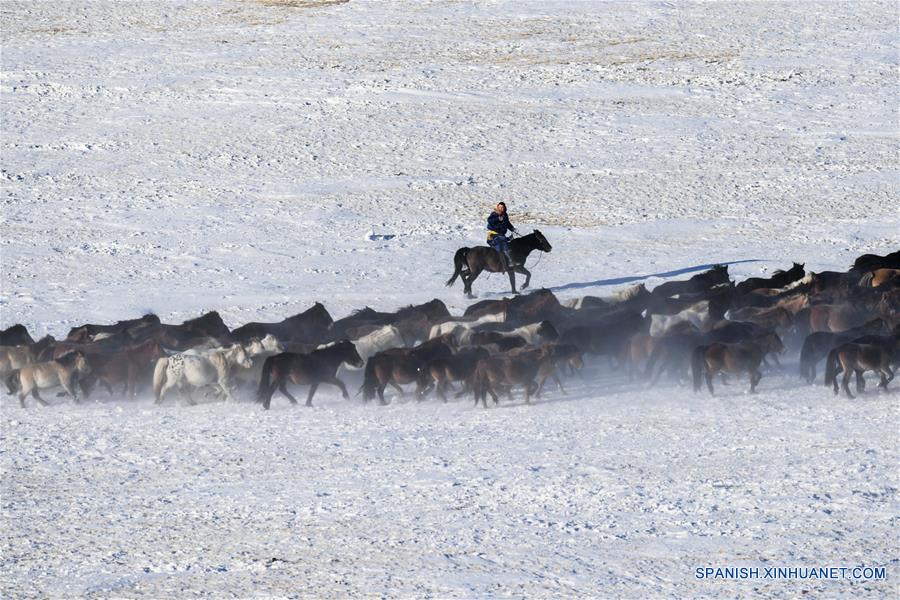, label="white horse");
[234,335,286,387]
[428,312,506,343]
[153,344,252,405]
[0,345,36,378]
[9,351,92,407]
[567,283,648,309]
[340,324,405,368]
[458,320,558,345]
[650,300,711,337]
